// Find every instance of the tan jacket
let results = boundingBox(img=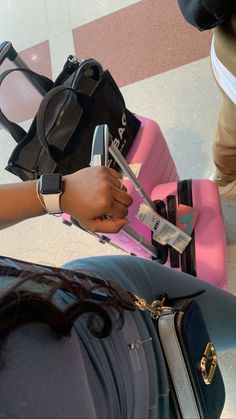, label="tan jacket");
[214,14,236,75]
